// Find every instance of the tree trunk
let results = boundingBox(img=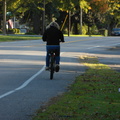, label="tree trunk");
[33,12,41,34]
[0,19,2,29]
[74,22,79,34]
